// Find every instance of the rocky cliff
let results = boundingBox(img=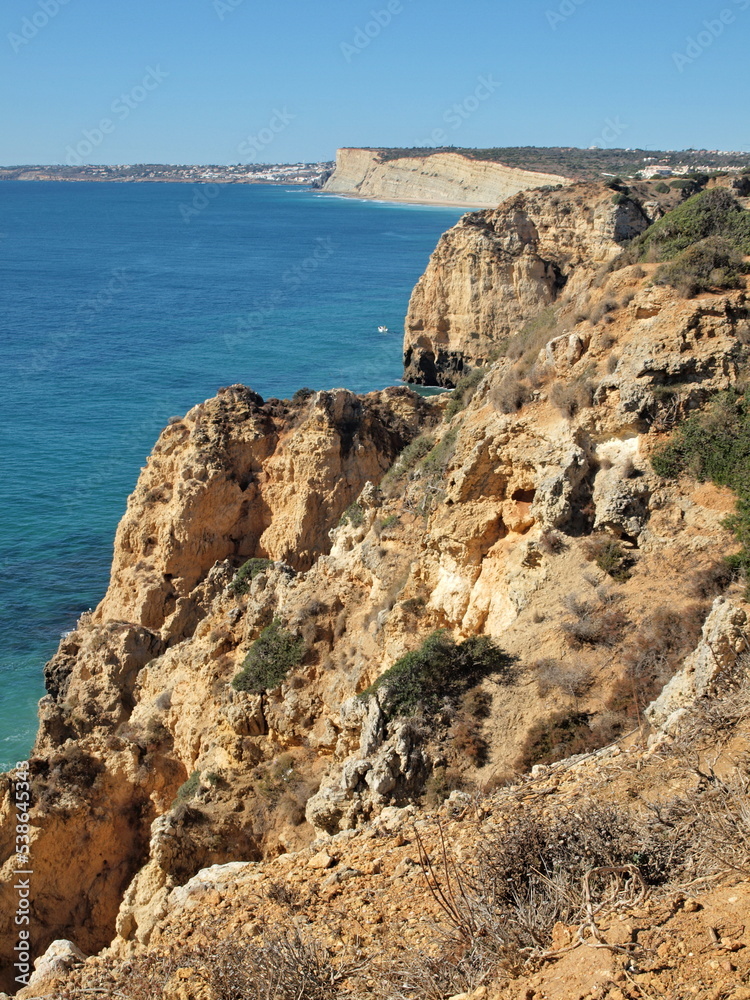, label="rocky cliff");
[322,148,570,207]
[3,181,750,999]
[402,181,665,385]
